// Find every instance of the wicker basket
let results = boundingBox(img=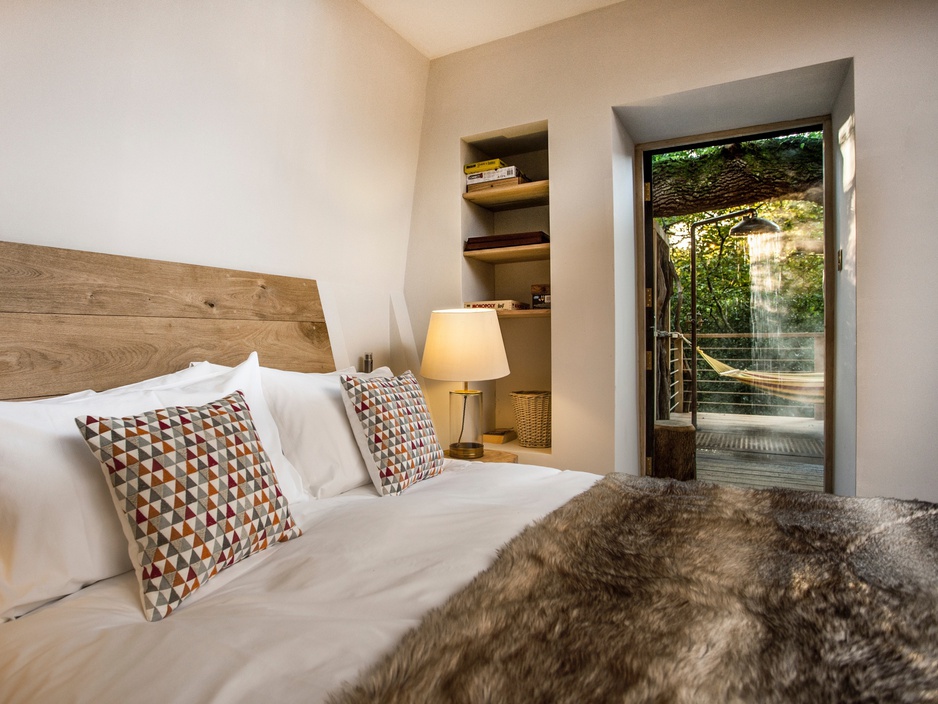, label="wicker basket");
[510,391,551,448]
